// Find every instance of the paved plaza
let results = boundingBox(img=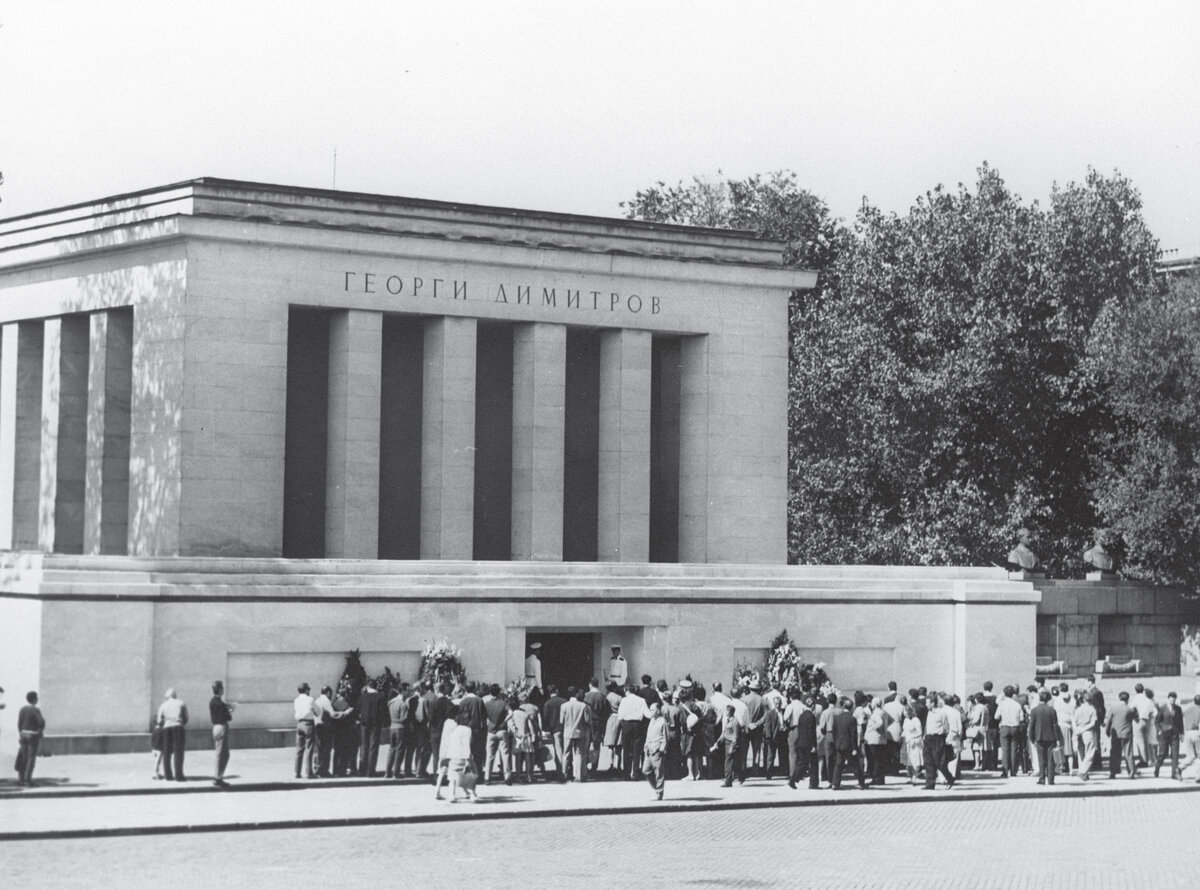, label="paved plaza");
[2,747,1198,888]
